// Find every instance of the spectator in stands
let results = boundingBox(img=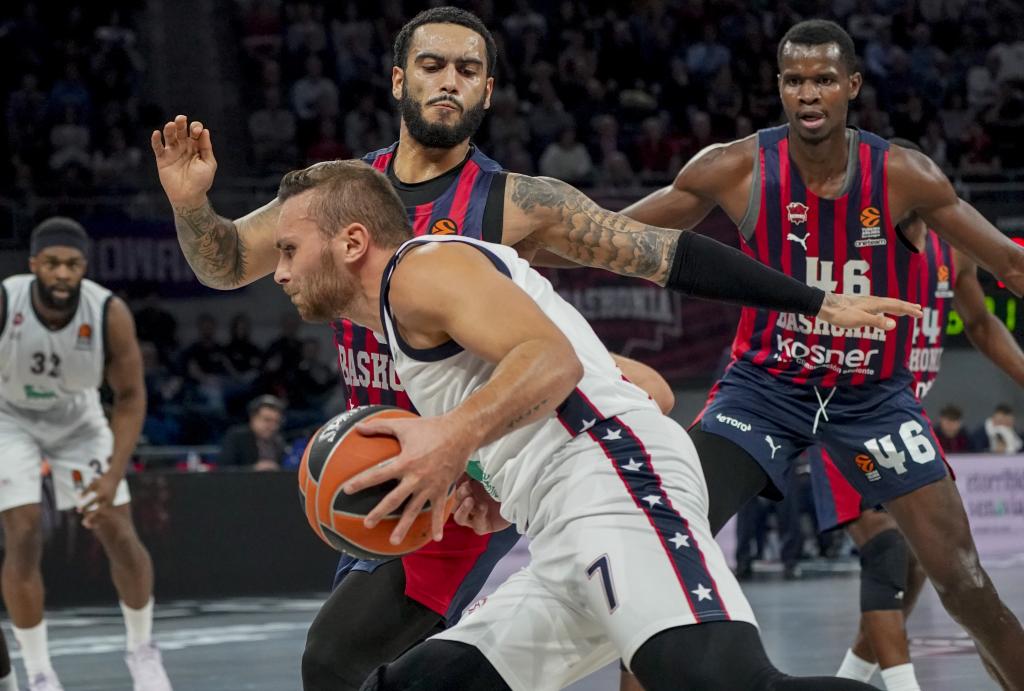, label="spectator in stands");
[528,81,573,153]
[685,25,730,83]
[133,287,178,364]
[47,61,91,121]
[284,2,327,56]
[306,118,350,165]
[6,73,47,156]
[180,312,231,416]
[92,127,143,192]
[967,49,1001,113]
[48,105,91,175]
[261,313,305,400]
[973,403,1024,454]
[140,341,183,447]
[486,87,529,152]
[249,87,298,173]
[539,126,593,185]
[291,54,339,126]
[933,404,973,453]
[218,395,286,471]
[342,93,393,156]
